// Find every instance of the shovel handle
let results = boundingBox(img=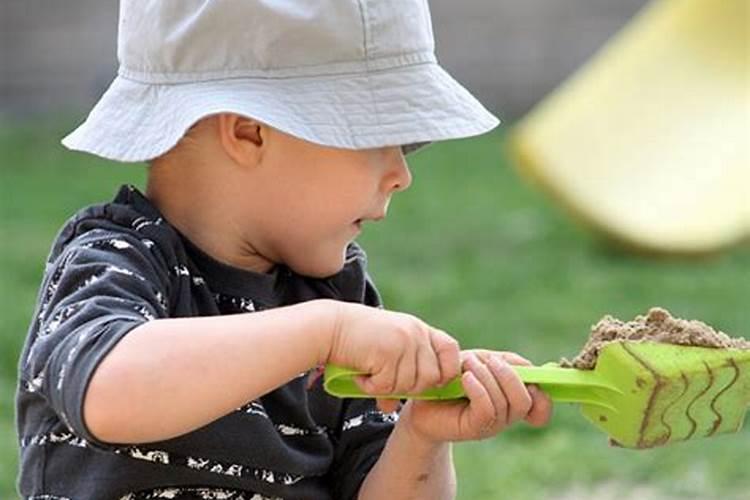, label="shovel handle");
[324,363,620,409]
